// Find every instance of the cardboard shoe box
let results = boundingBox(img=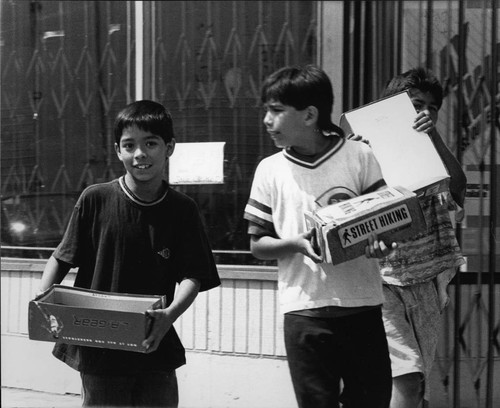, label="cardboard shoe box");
[305,186,427,265]
[29,285,166,353]
[340,91,450,198]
